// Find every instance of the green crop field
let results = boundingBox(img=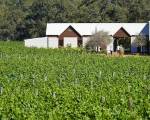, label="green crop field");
[0,41,150,120]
